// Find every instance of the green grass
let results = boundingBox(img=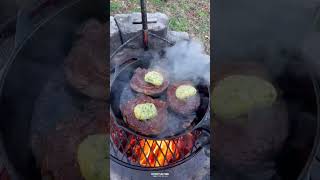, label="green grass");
[130,7,141,13]
[169,17,188,32]
[110,2,121,13]
[197,10,208,18]
[149,0,164,6]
